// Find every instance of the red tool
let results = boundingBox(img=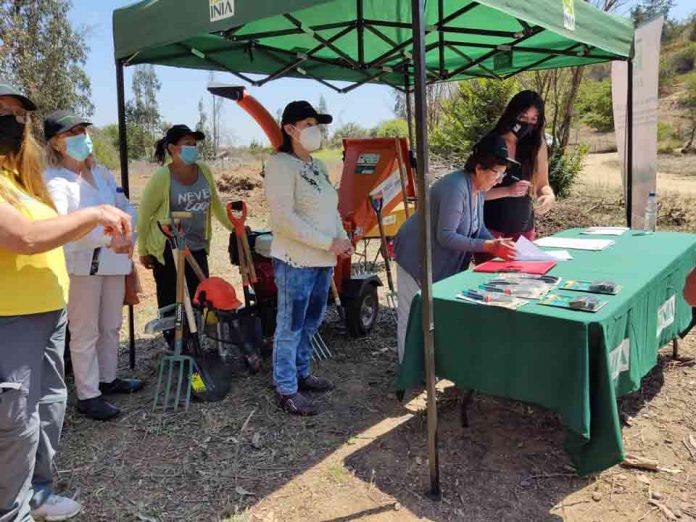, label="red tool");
[226,201,257,286]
